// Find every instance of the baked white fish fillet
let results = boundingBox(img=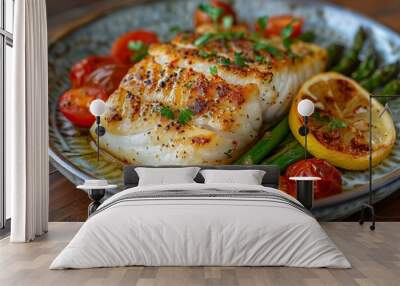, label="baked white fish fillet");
[91,31,327,165]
